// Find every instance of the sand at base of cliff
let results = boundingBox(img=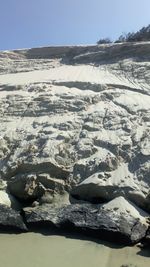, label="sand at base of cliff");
[0,232,149,267]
